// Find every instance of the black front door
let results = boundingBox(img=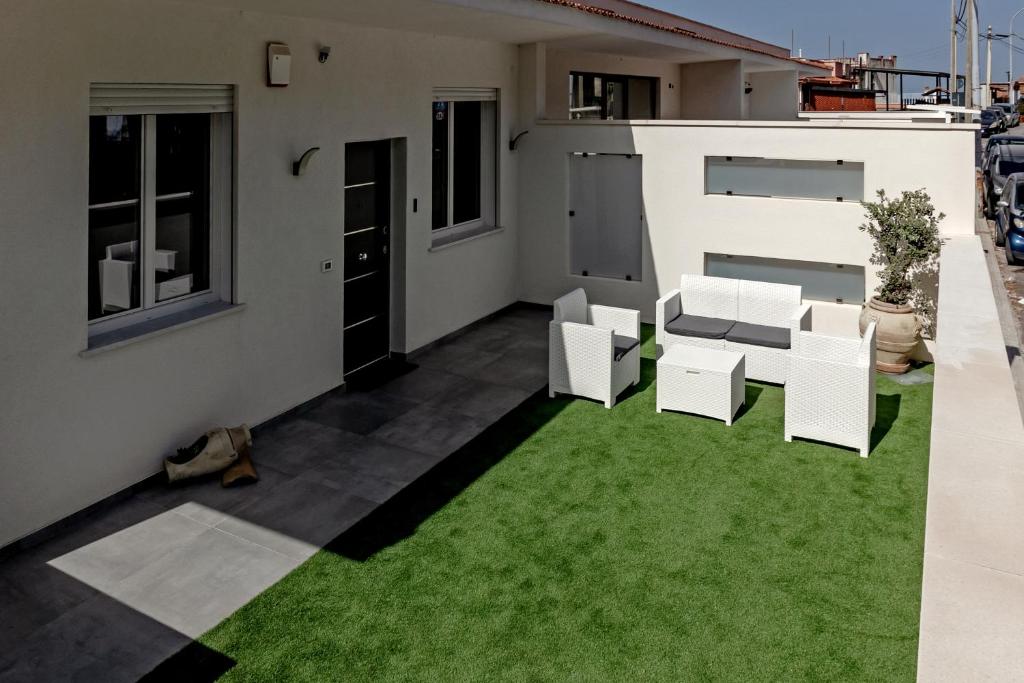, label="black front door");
[343,140,391,377]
